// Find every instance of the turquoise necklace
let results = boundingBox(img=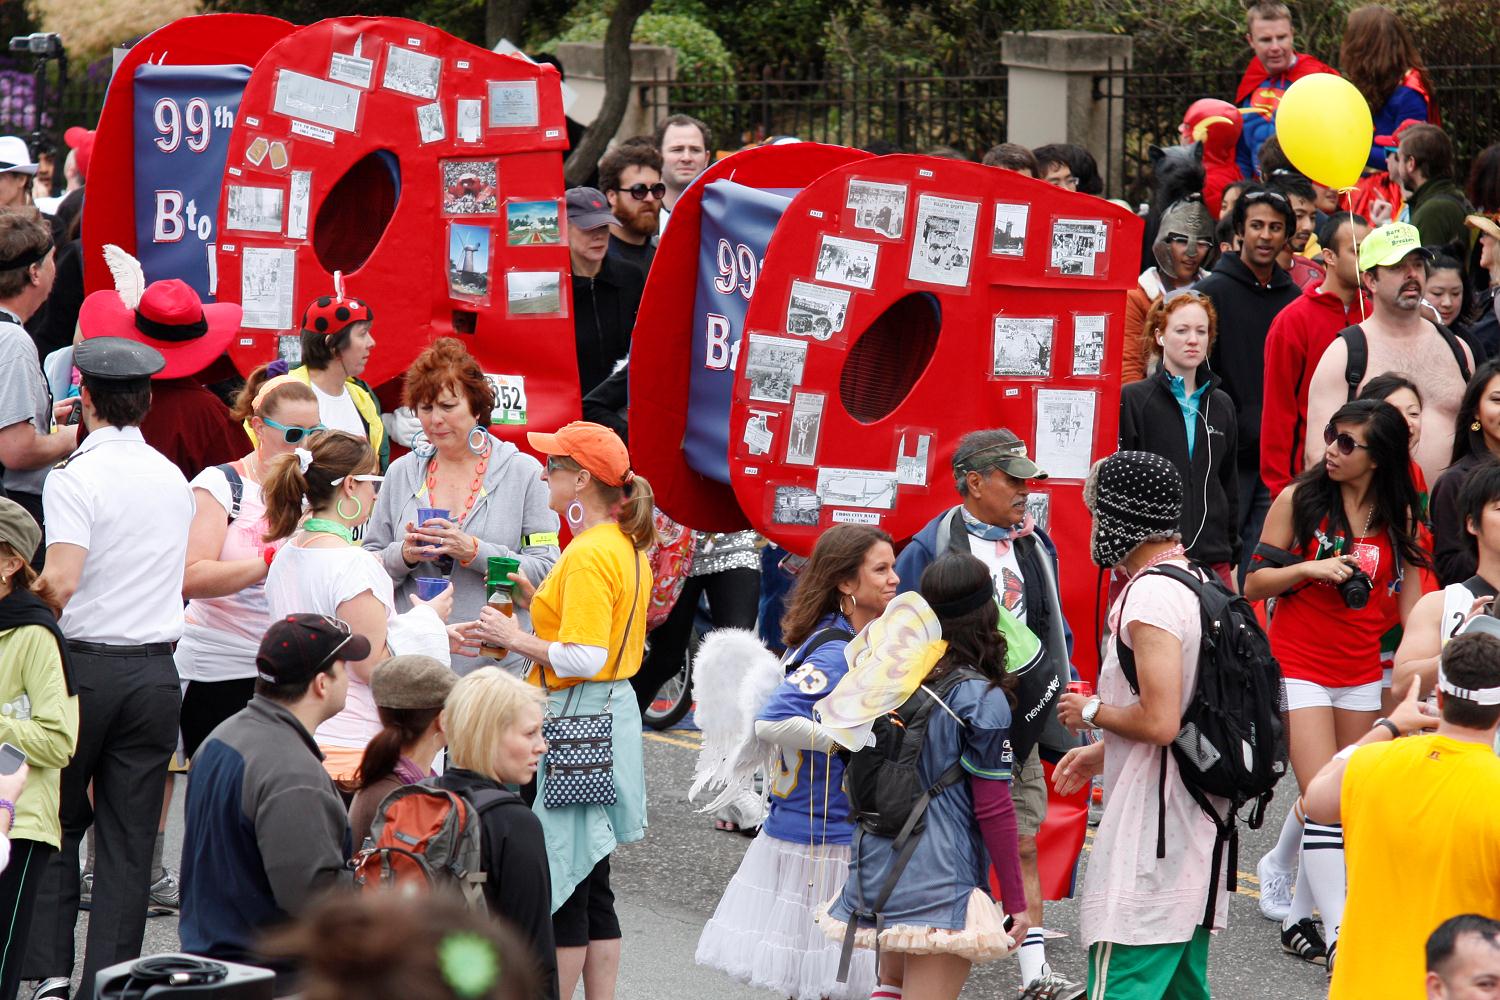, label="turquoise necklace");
[303,517,354,544]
